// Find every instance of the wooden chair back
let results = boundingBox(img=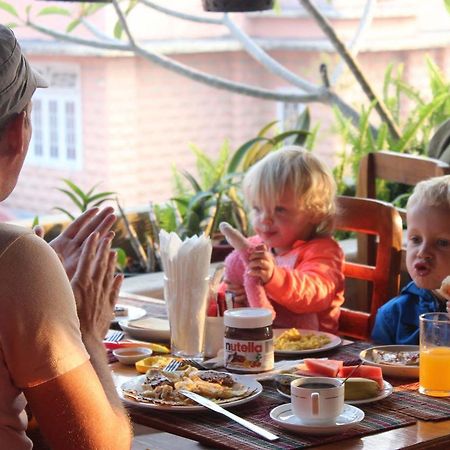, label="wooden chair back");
[357,150,450,265]
[335,196,403,340]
